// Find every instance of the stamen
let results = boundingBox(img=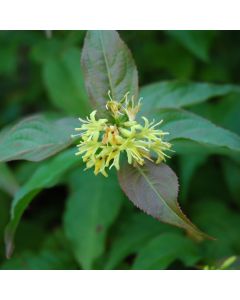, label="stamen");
[71,133,83,138]
[152,120,163,128]
[78,117,87,123]
[121,91,130,104]
[108,90,113,101]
